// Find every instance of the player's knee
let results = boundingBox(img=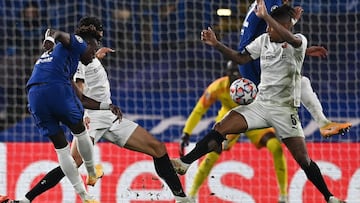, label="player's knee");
[213,122,221,130]
[259,130,277,147]
[265,137,283,156]
[298,159,311,169]
[151,141,167,158]
[293,154,311,169]
[69,120,86,134]
[213,123,228,138]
